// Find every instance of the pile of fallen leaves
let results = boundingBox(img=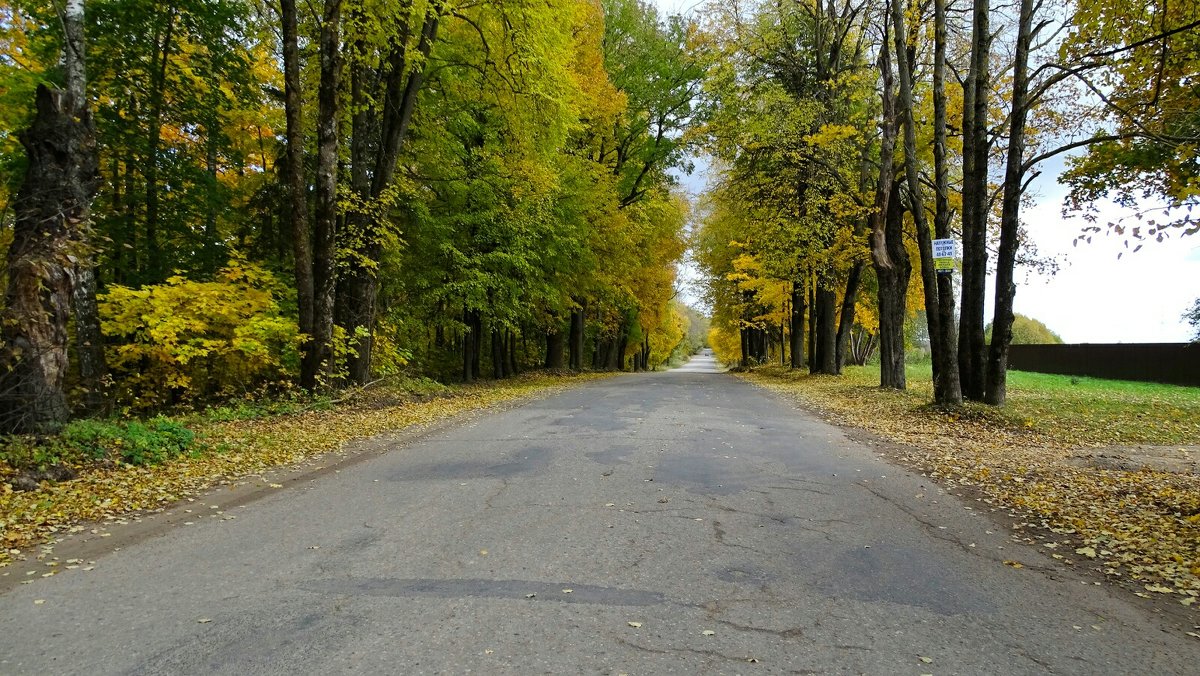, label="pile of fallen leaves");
[0,372,607,567]
[741,366,1200,609]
